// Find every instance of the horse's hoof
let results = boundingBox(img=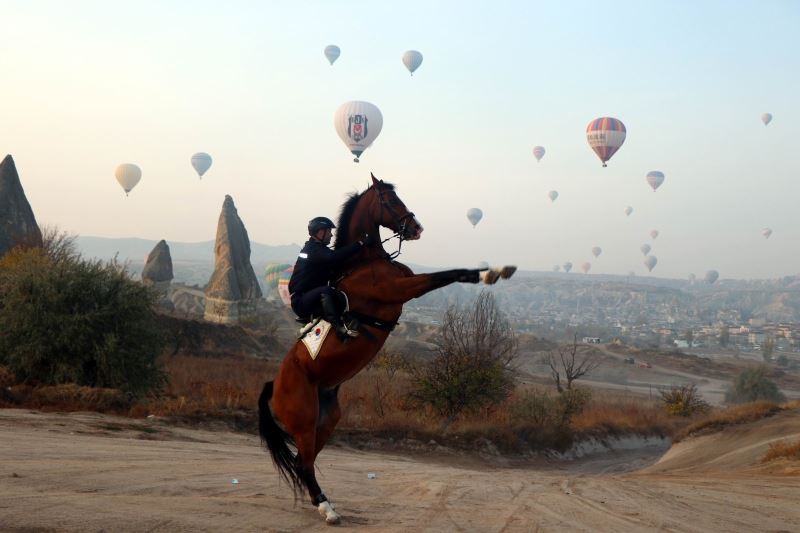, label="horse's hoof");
[499,265,517,279]
[480,269,501,285]
[318,501,341,525]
